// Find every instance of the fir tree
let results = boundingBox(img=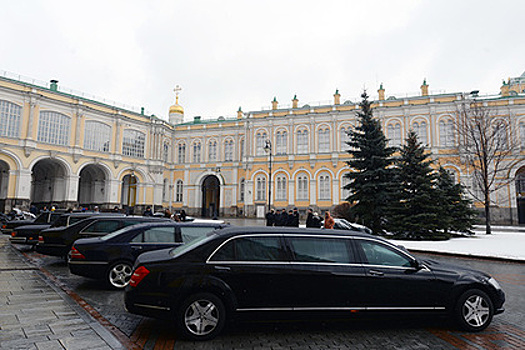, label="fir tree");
[344,92,396,234]
[436,167,477,234]
[388,131,441,239]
